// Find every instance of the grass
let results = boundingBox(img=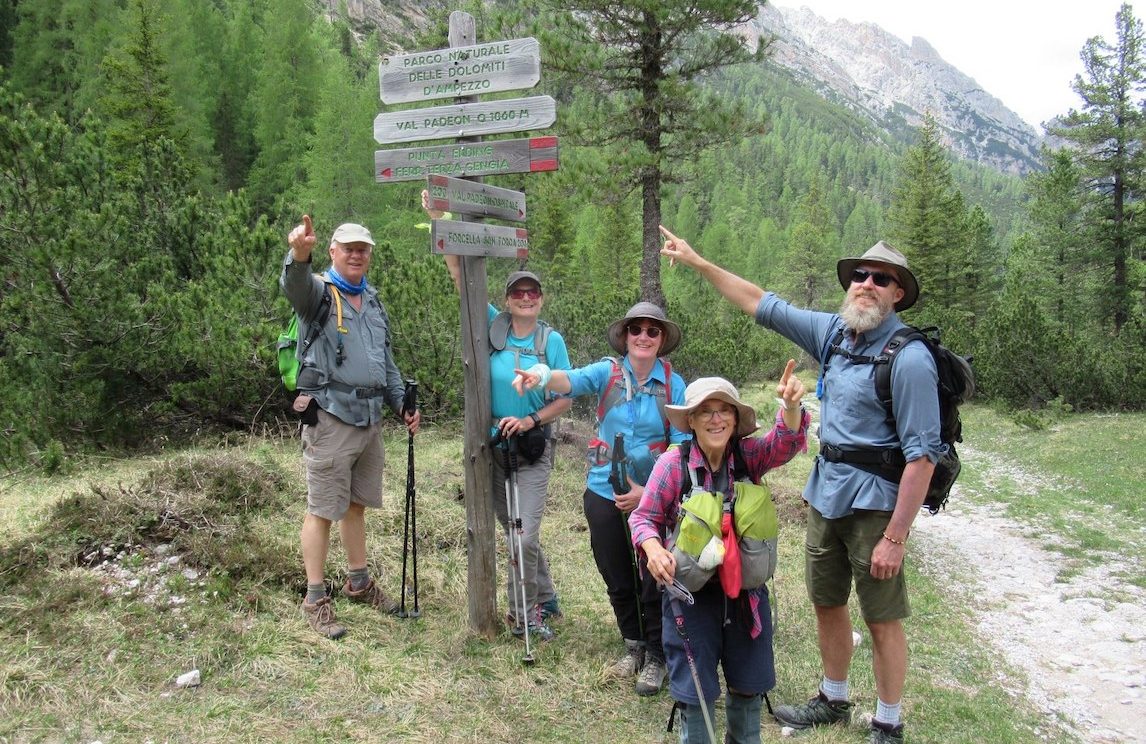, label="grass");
[0,390,1112,743]
[954,406,1146,587]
